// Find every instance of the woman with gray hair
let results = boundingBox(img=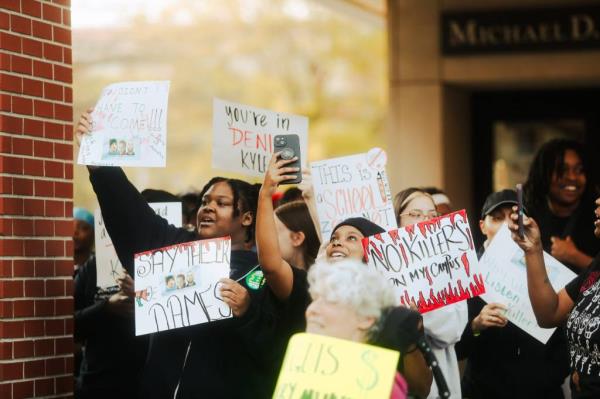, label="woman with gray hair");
[306,258,398,341]
[306,258,408,398]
